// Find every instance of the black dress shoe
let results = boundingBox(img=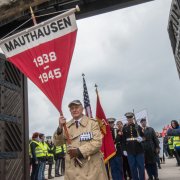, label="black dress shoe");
[48,175,54,179]
[55,174,61,177]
